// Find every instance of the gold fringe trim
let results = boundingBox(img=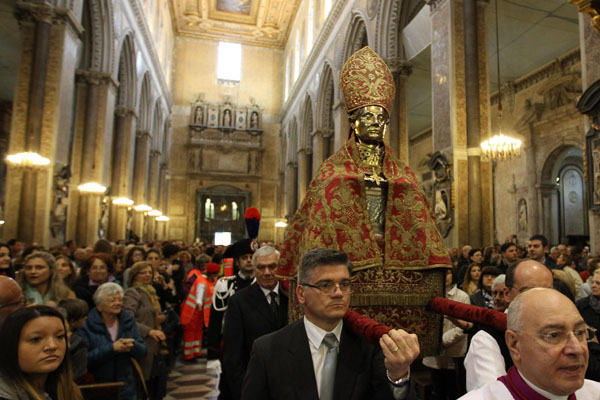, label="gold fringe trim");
[350,293,434,307]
